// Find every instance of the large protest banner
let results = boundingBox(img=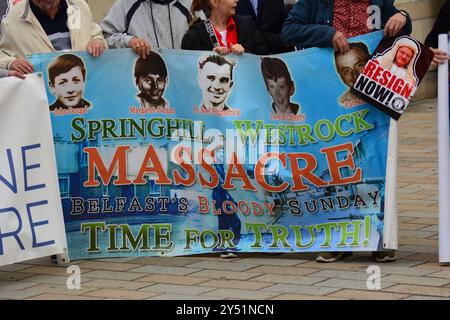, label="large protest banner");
[30,31,397,260]
[0,74,68,266]
[438,34,450,264]
[352,35,433,120]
